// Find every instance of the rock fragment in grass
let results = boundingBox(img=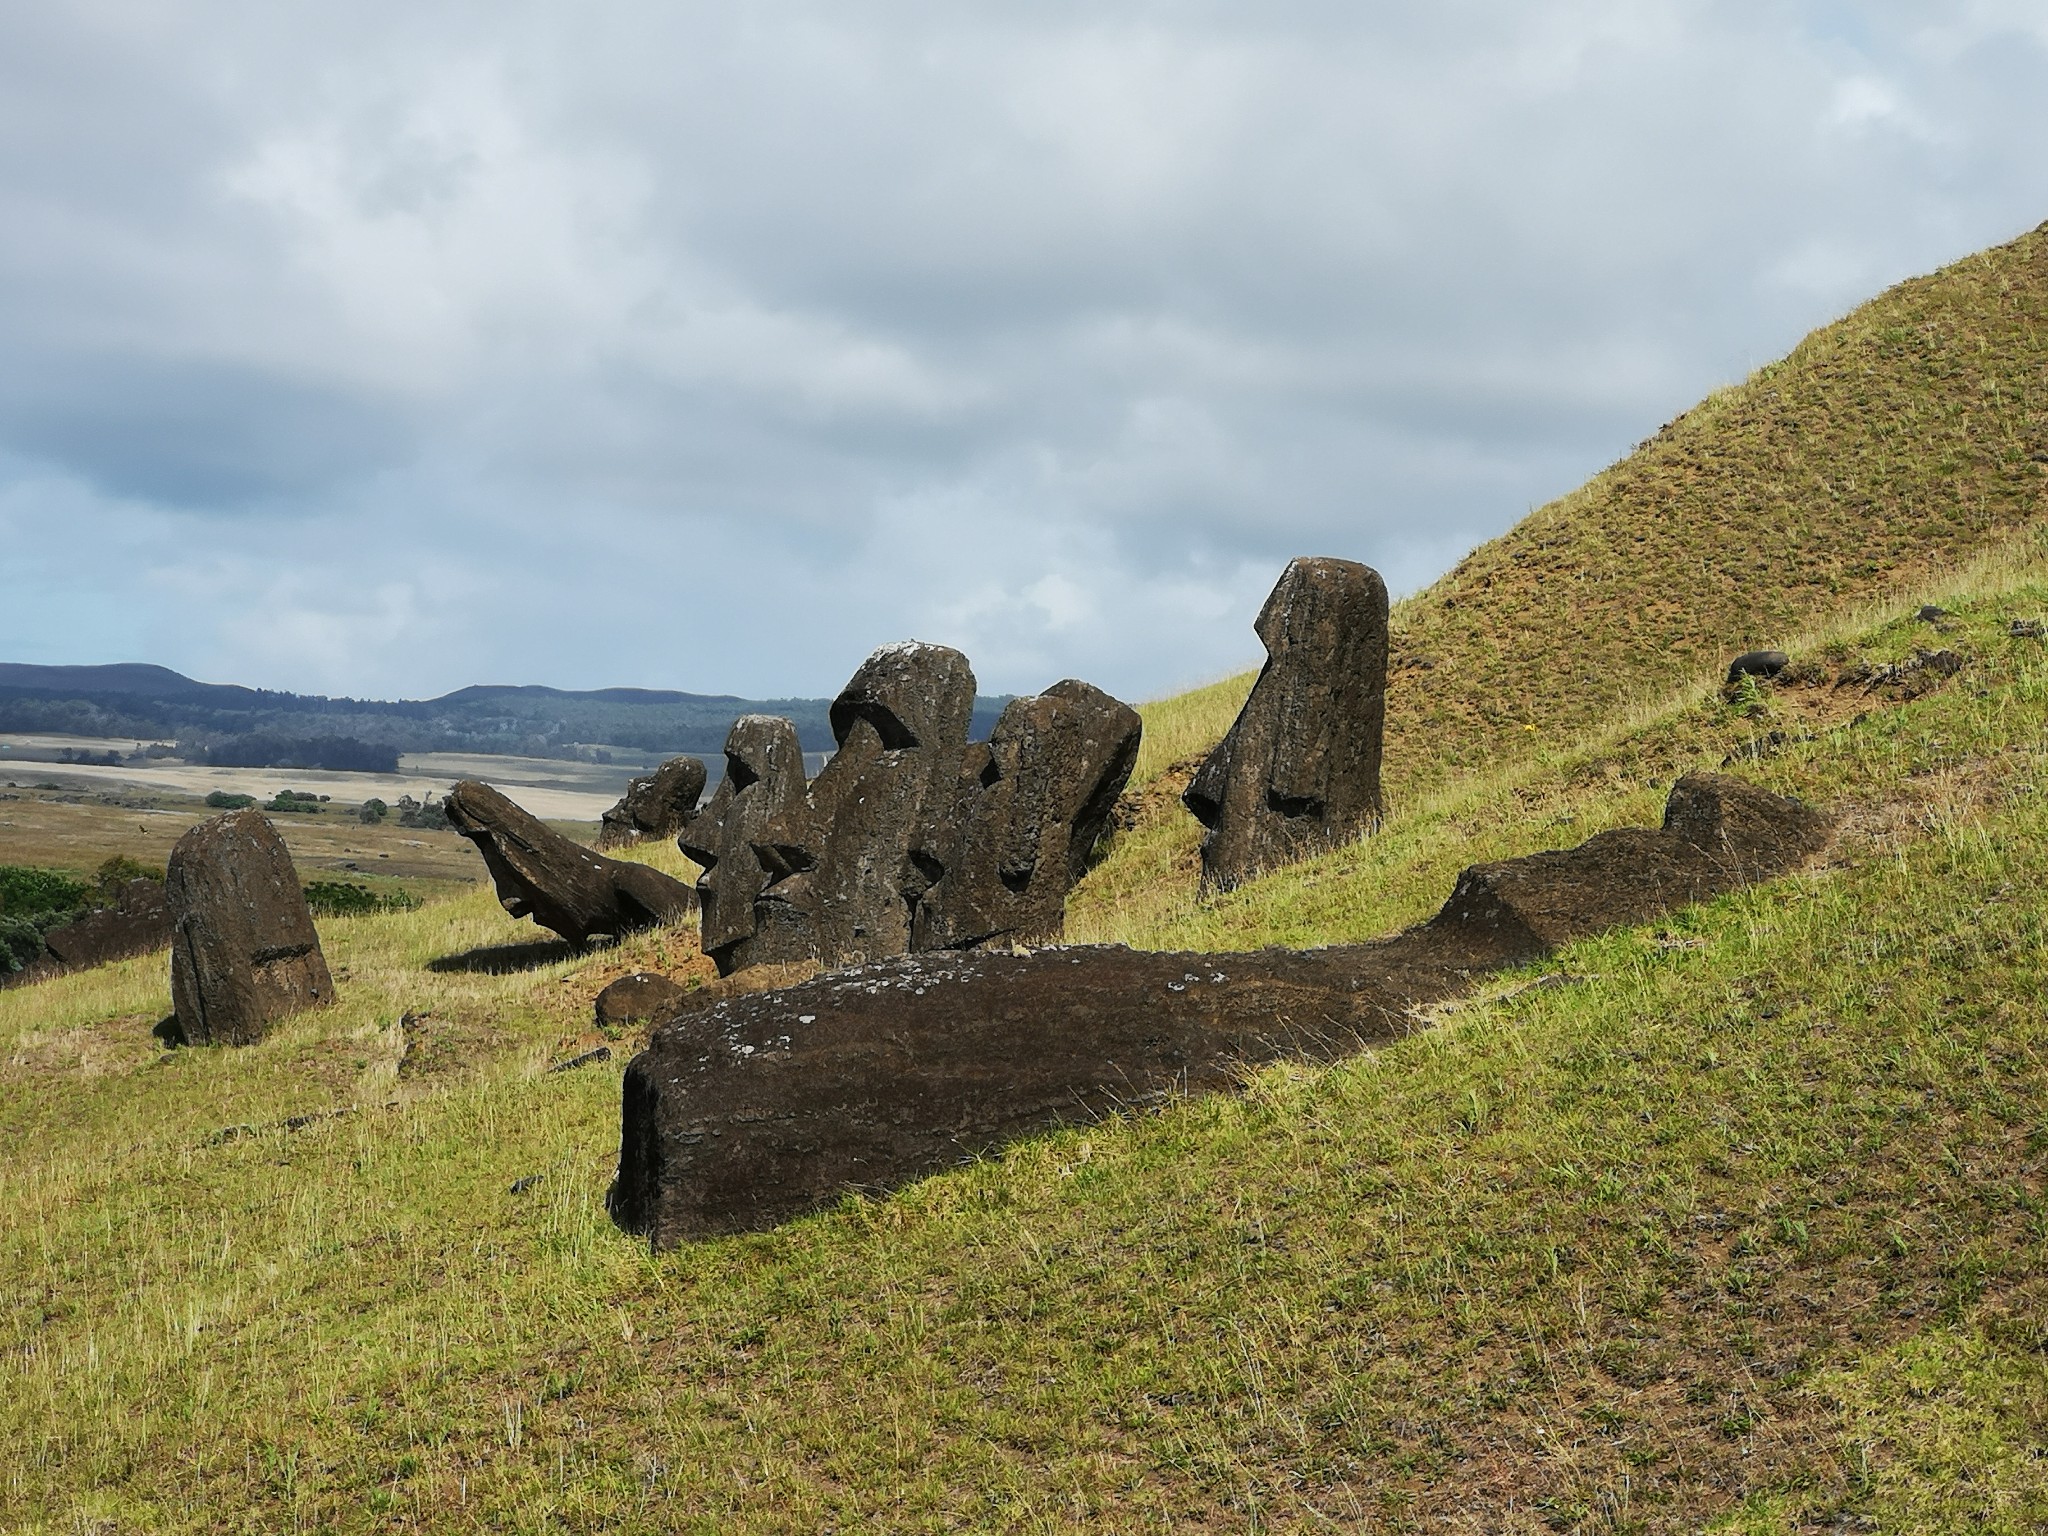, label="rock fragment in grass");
[167,810,334,1047]
[611,771,1829,1244]
[1184,557,1389,891]
[911,679,1142,952]
[445,780,696,945]
[596,756,708,851]
[1725,649,1791,685]
[593,973,685,1030]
